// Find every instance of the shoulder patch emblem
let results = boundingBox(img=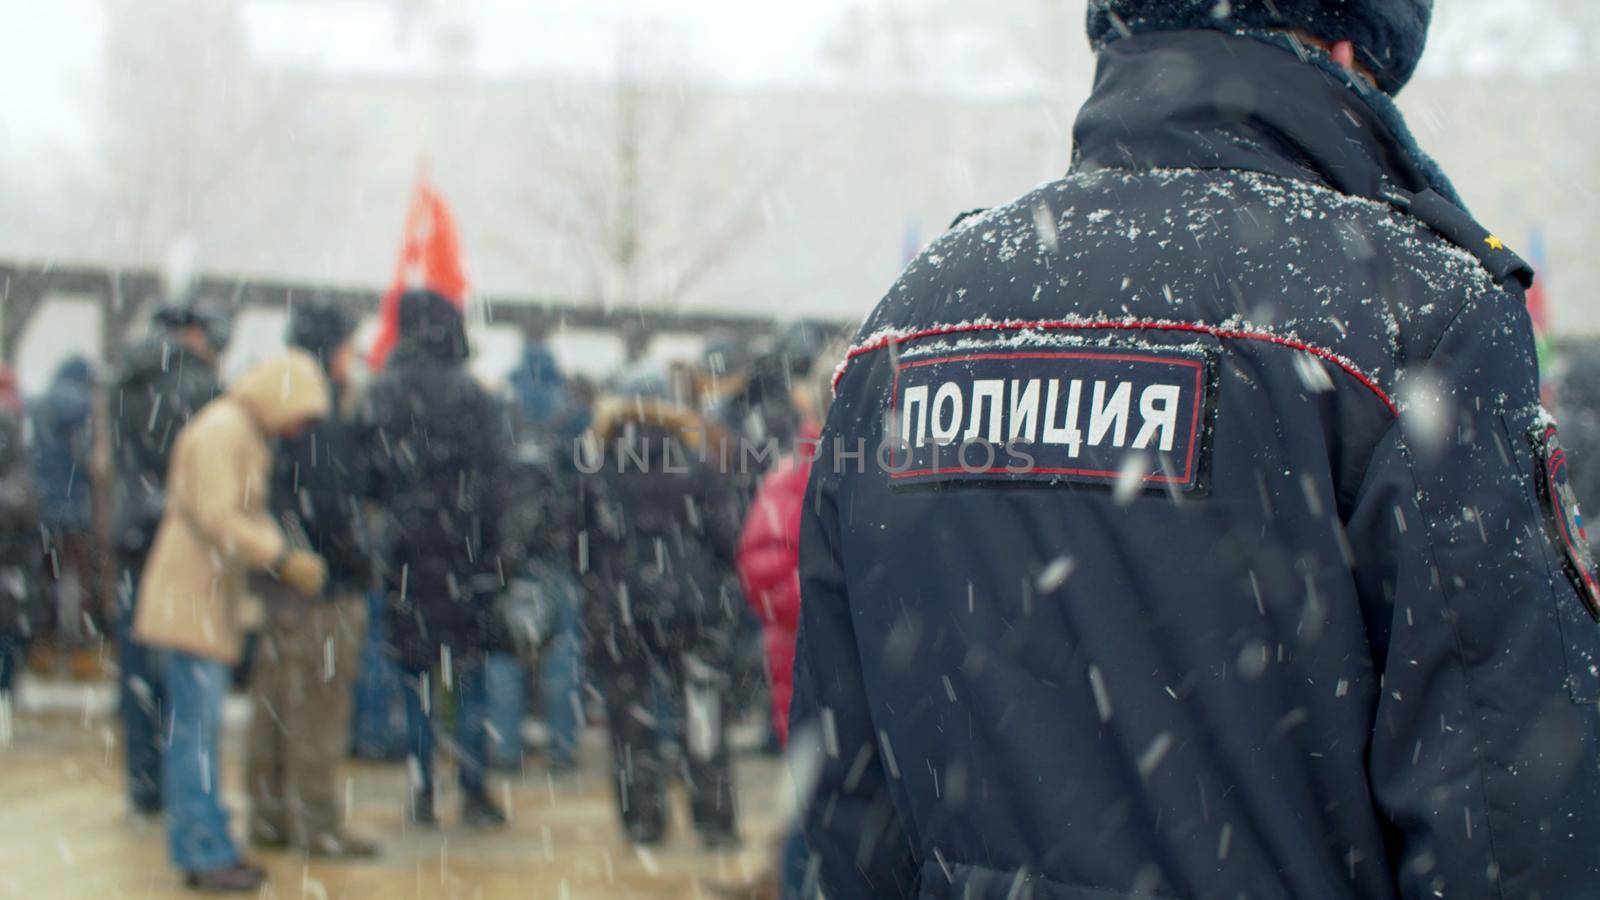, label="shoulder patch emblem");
[1532,424,1600,620]
[887,348,1216,493]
